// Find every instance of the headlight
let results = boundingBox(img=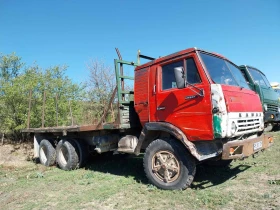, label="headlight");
[278,107,280,113]
[231,121,237,134]
[263,104,268,111]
